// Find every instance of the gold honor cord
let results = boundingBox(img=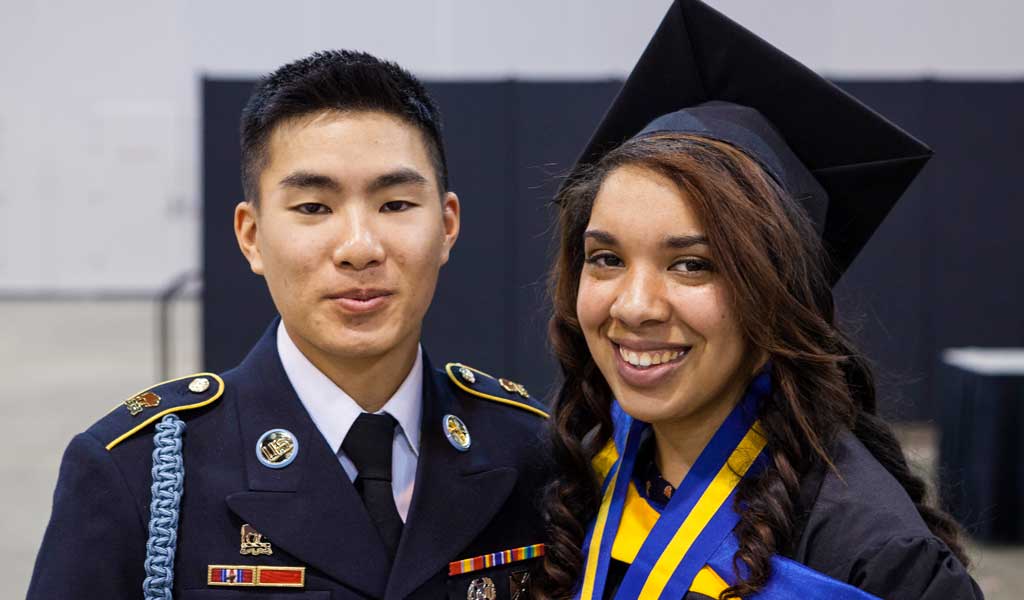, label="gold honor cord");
[638,425,767,599]
[579,423,767,600]
[581,430,632,600]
